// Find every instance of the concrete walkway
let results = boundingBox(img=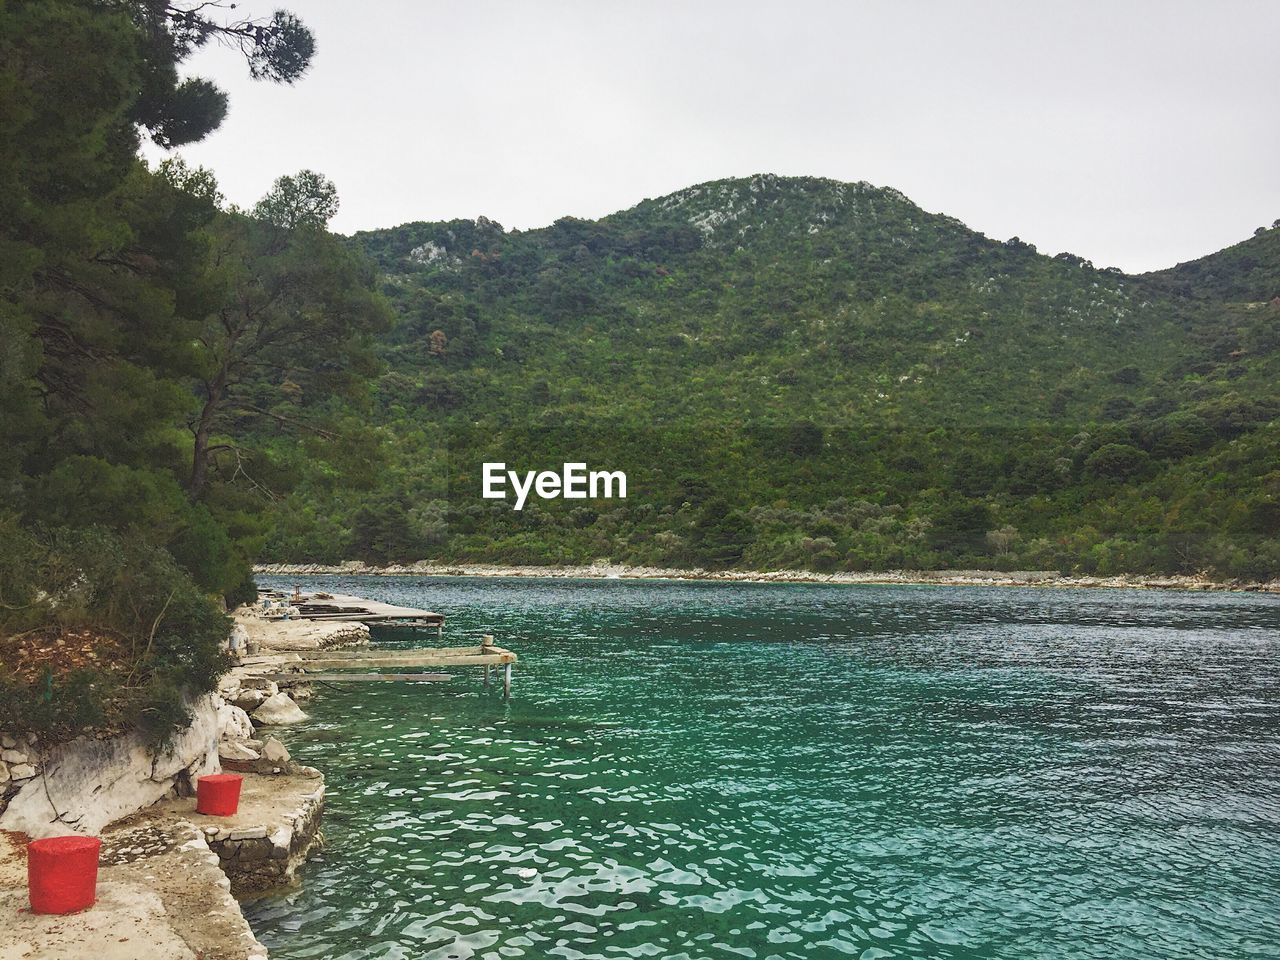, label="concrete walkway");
[0,819,265,960]
[0,766,322,959]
